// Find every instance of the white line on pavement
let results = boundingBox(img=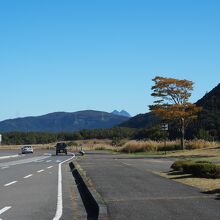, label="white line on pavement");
[0,155,51,168]
[56,160,61,163]
[122,162,132,166]
[37,169,44,173]
[44,153,52,156]
[35,160,43,163]
[4,181,17,187]
[53,153,75,220]
[1,166,9,169]
[0,206,11,215]
[46,160,52,162]
[0,154,19,160]
[47,166,53,169]
[23,174,33,179]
